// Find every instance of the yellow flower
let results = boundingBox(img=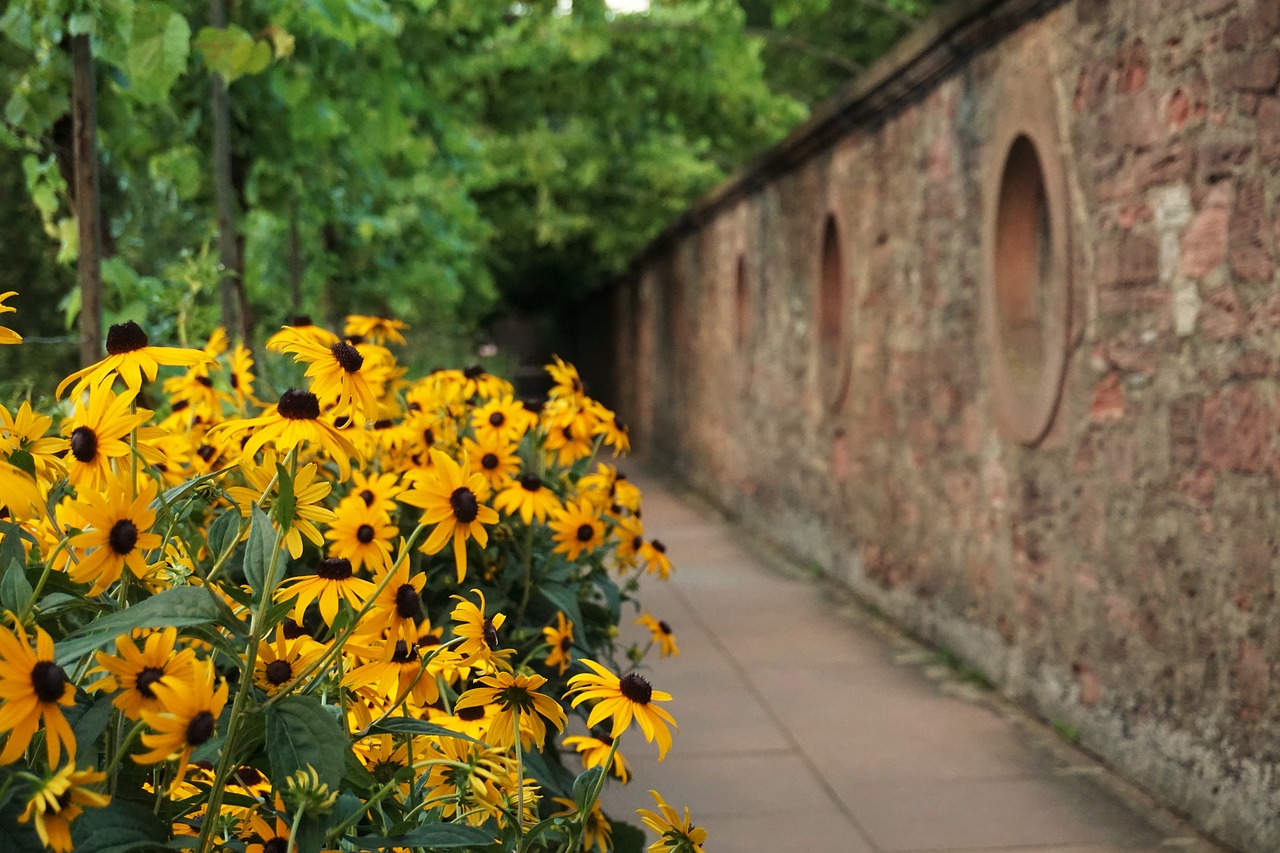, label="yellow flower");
[210,388,358,479]
[542,611,574,675]
[0,621,76,766]
[550,797,612,853]
[635,613,679,658]
[267,326,381,420]
[60,379,154,490]
[549,496,605,561]
[344,314,409,346]
[325,496,397,573]
[134,658,229,791]
[639,538,673,580]
[67,475,164,595]
[471,396,534,445]
[453,670,566,750]
[19,764,110,853]
[565,660,677,760]
[637,789,707,853]
[450,589,511,672]
[462,434,521,491]
[88,627,199,721]
[57,320,215,398]
[562,731,631,783]
[226,456,337,560]
[352,559,426,653]
[0,401,65,486]
[541,404,596,468]
[0,291,22,344]
[400,449,498,584]
[545,355,585,402]
[276,556,376,627]
[493,472,562,525]
[253,624,328,695]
